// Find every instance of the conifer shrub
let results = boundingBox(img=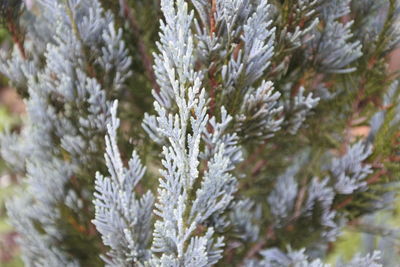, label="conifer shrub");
[0,0,400,266]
